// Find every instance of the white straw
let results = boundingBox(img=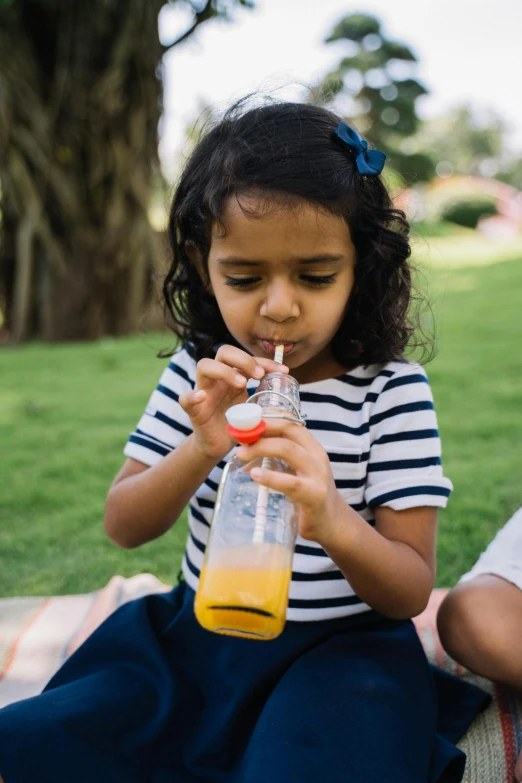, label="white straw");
[274,343,285,365]
[252,344,284,544]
